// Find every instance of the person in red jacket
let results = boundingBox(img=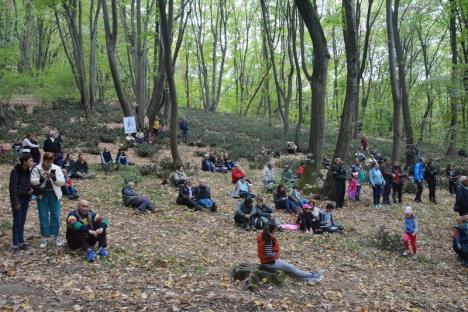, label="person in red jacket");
[231,164,247,184]
[257,222,323,283]
[296,162,305,177]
